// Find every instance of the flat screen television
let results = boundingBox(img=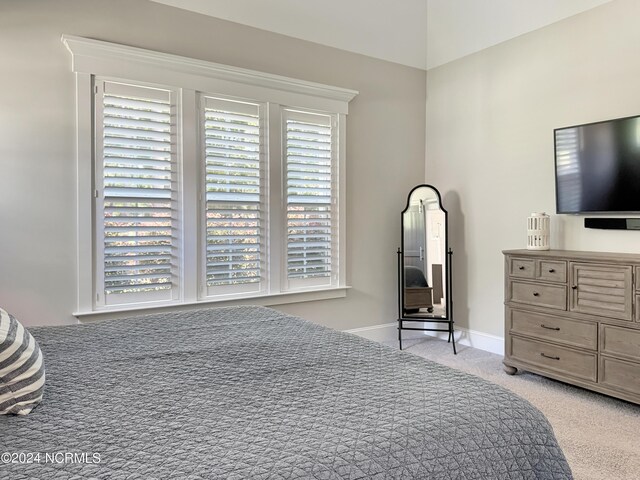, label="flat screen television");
[554,114,640,213]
